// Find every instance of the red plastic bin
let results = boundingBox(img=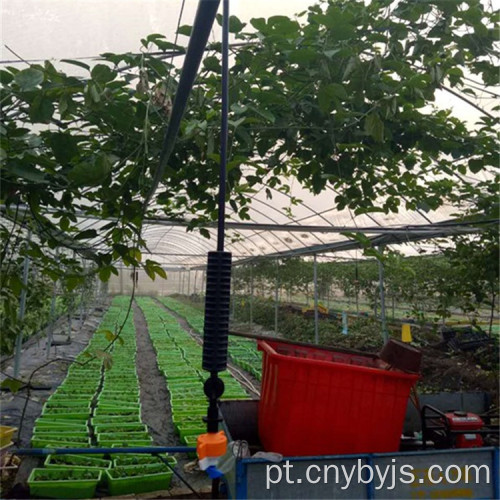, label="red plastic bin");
[257,340,419,456]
